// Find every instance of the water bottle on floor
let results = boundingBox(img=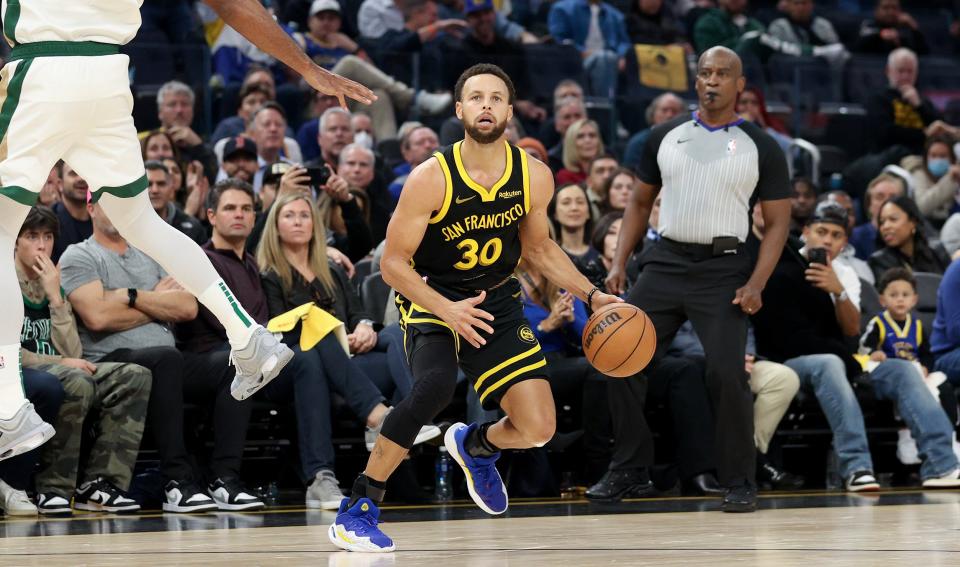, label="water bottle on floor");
[435,447,452,502]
